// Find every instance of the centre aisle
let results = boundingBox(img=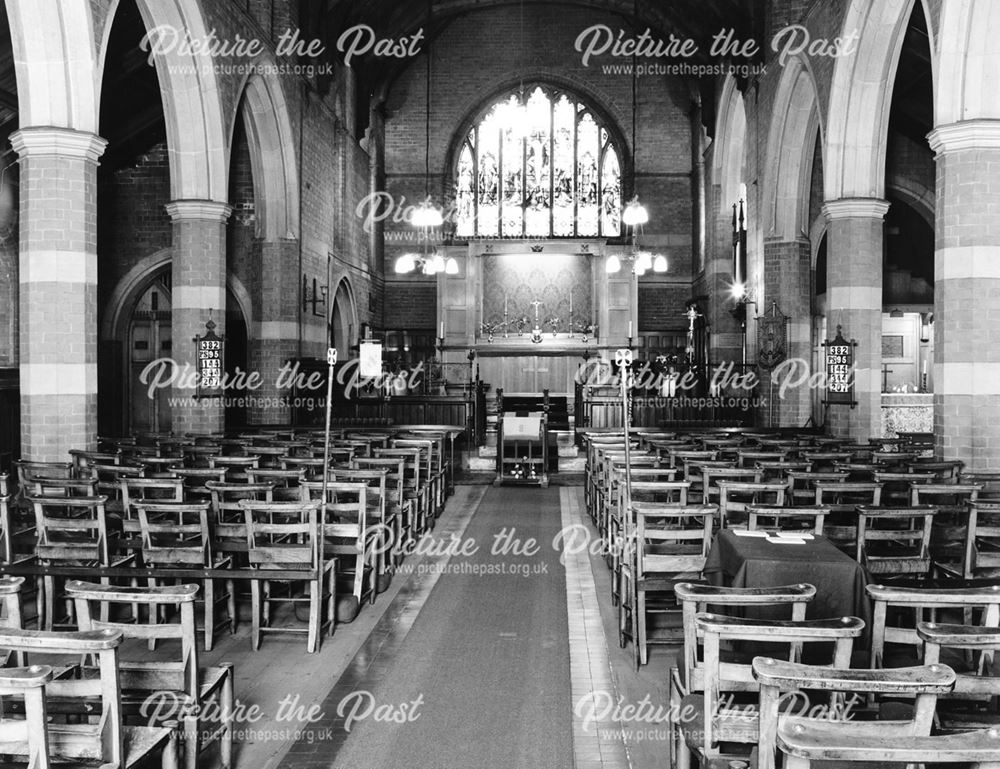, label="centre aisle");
[287,486,573,769]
